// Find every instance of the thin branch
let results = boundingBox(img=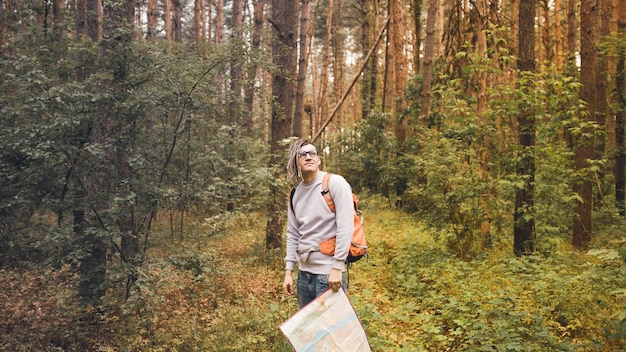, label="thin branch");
[312,17,390,143]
